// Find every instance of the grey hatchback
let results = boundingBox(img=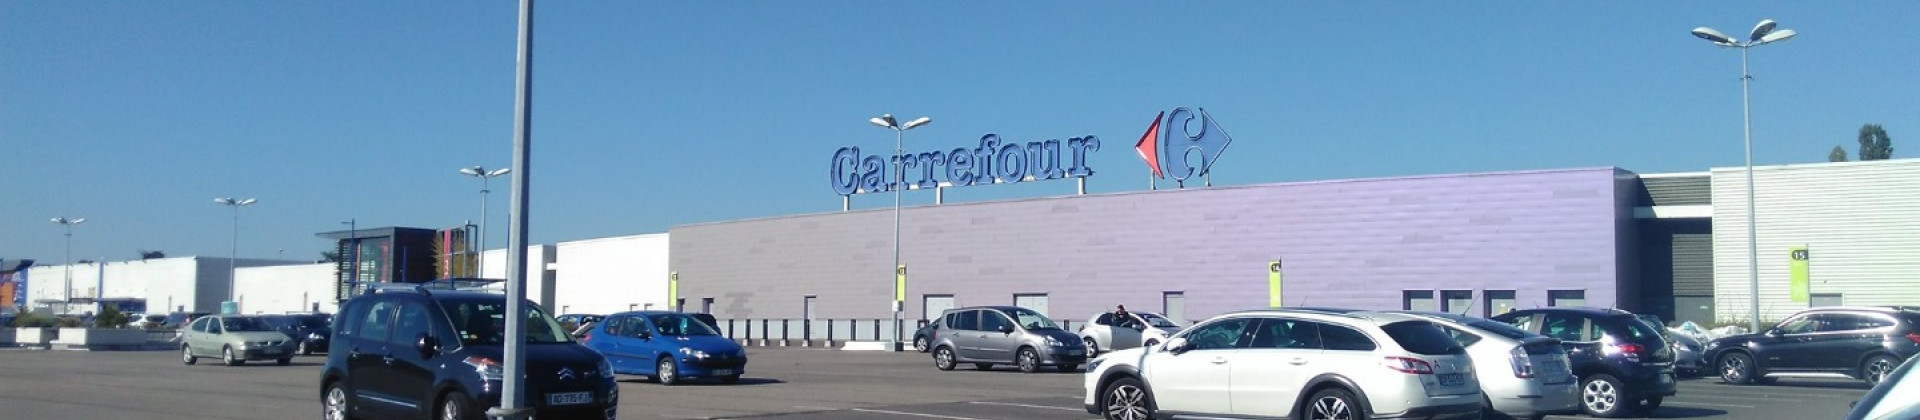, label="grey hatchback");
[930,306,1087,373]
